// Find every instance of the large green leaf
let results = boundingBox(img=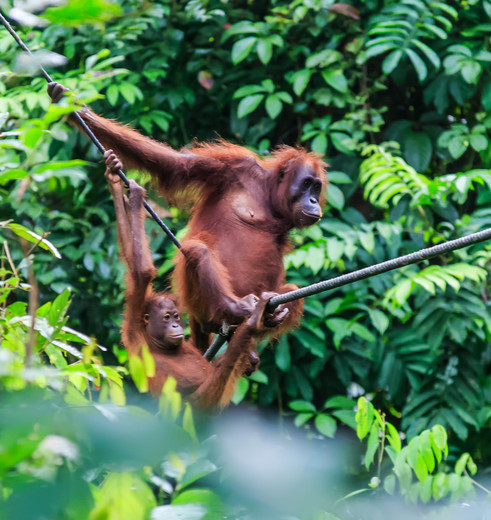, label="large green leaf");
[401,129,433,172]
[237,94,264,118]
[231,37,257,64]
